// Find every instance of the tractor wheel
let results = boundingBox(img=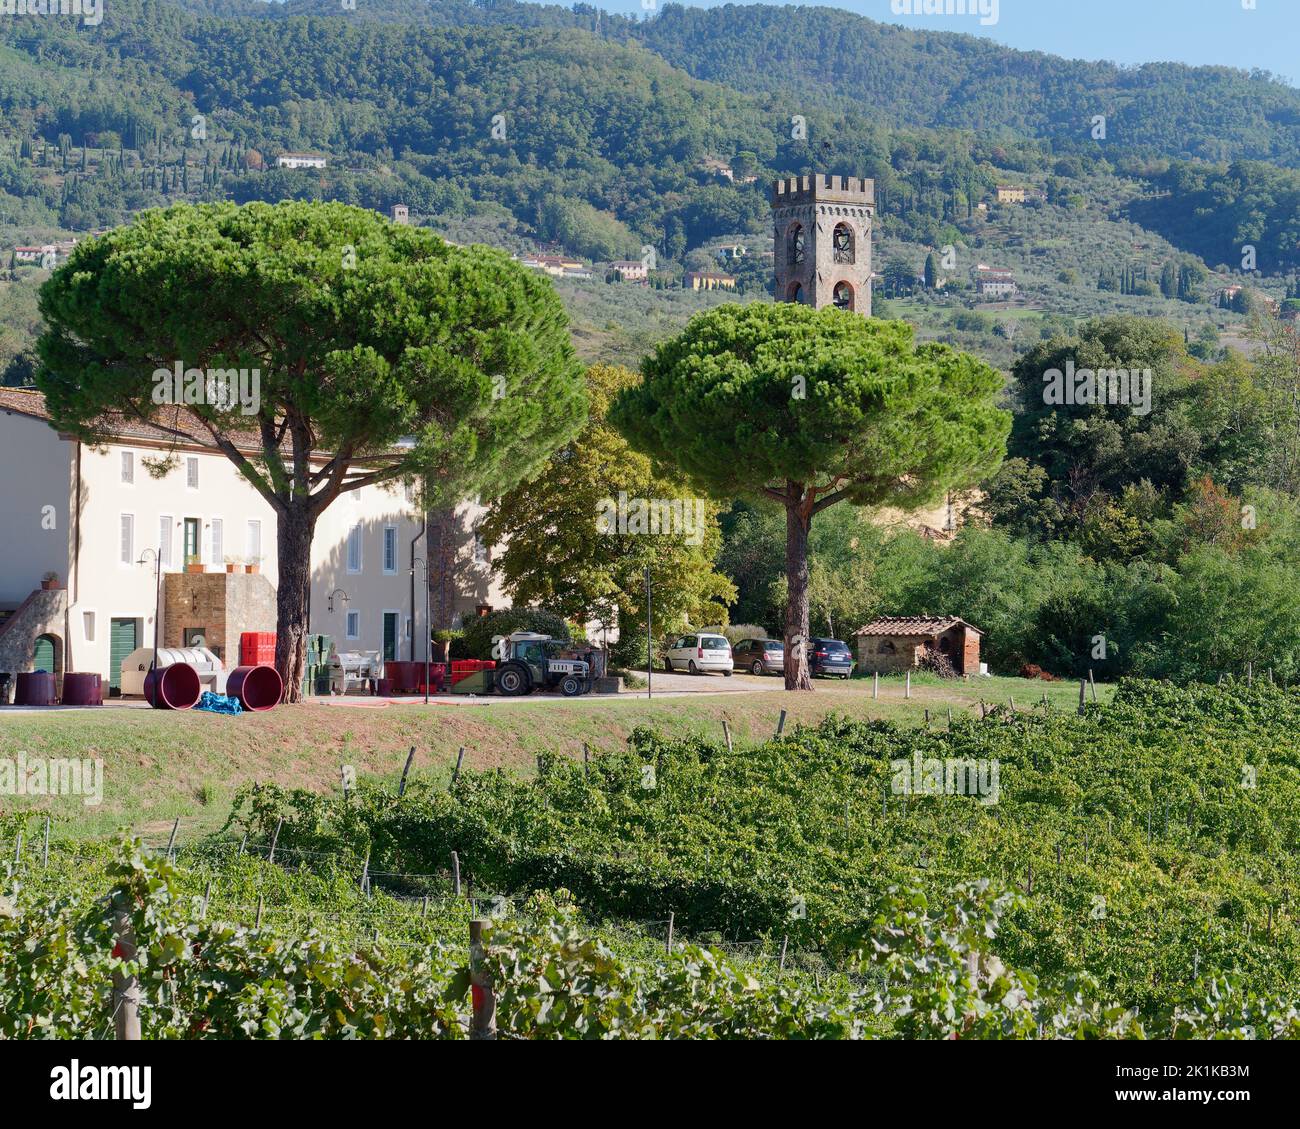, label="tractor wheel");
[560,675,583,696]
[495,662,531,696]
